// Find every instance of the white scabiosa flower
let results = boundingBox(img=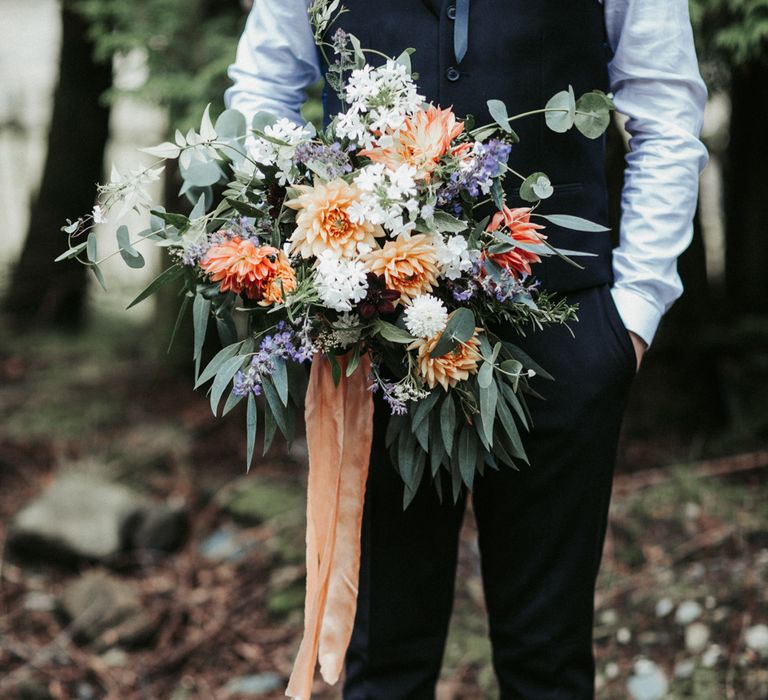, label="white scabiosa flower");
[403,294,449,338]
